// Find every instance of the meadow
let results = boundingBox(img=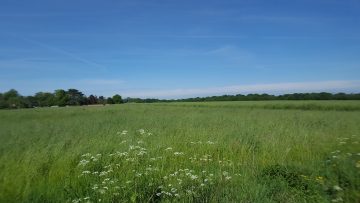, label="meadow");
[0,101,359,202]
